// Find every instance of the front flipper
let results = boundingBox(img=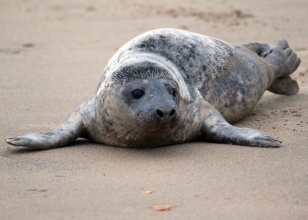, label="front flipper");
[202,110,281,147]
[6,110,85,149]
